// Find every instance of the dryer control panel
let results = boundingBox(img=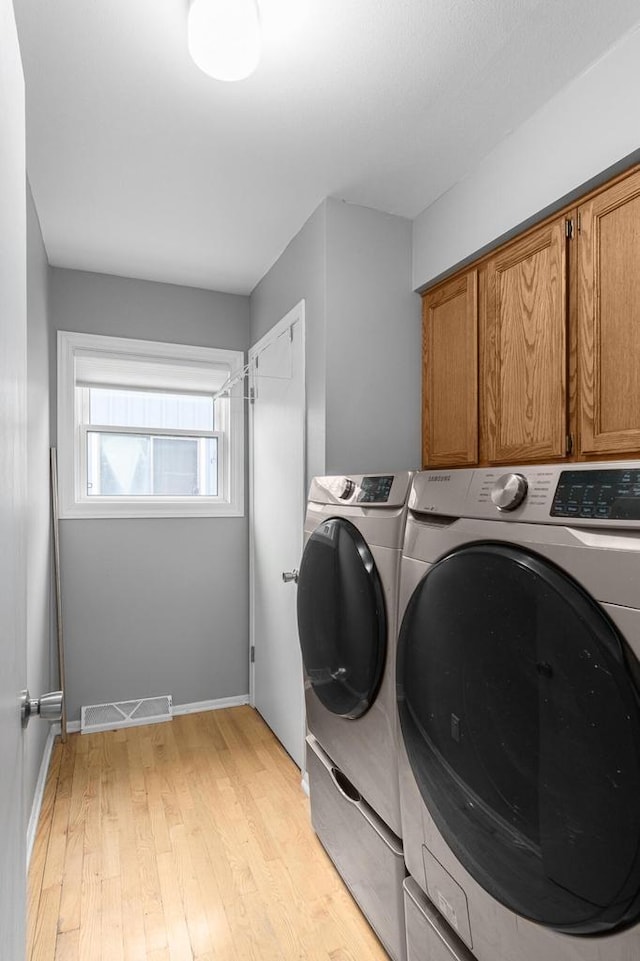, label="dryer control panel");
[356,474,395,503]
[308,472,413,509]
[551,468,640,520]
